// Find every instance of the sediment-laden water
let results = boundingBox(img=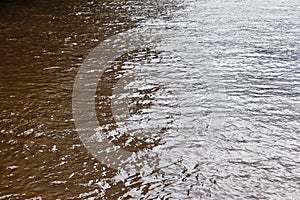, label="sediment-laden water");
[1,0,299,199]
